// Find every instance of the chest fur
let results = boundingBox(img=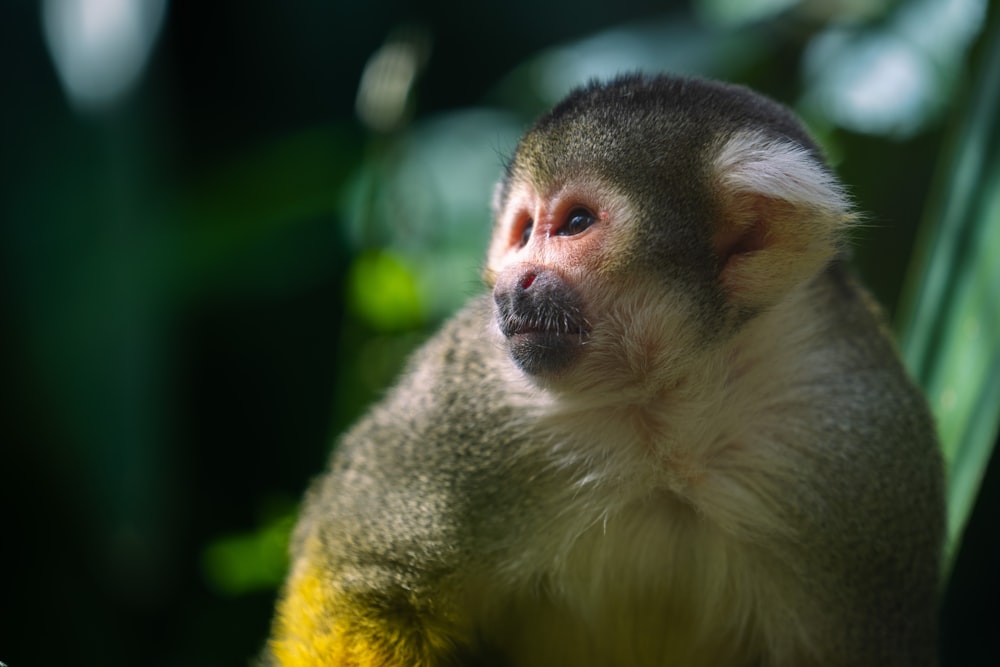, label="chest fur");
[476,488,805,666]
